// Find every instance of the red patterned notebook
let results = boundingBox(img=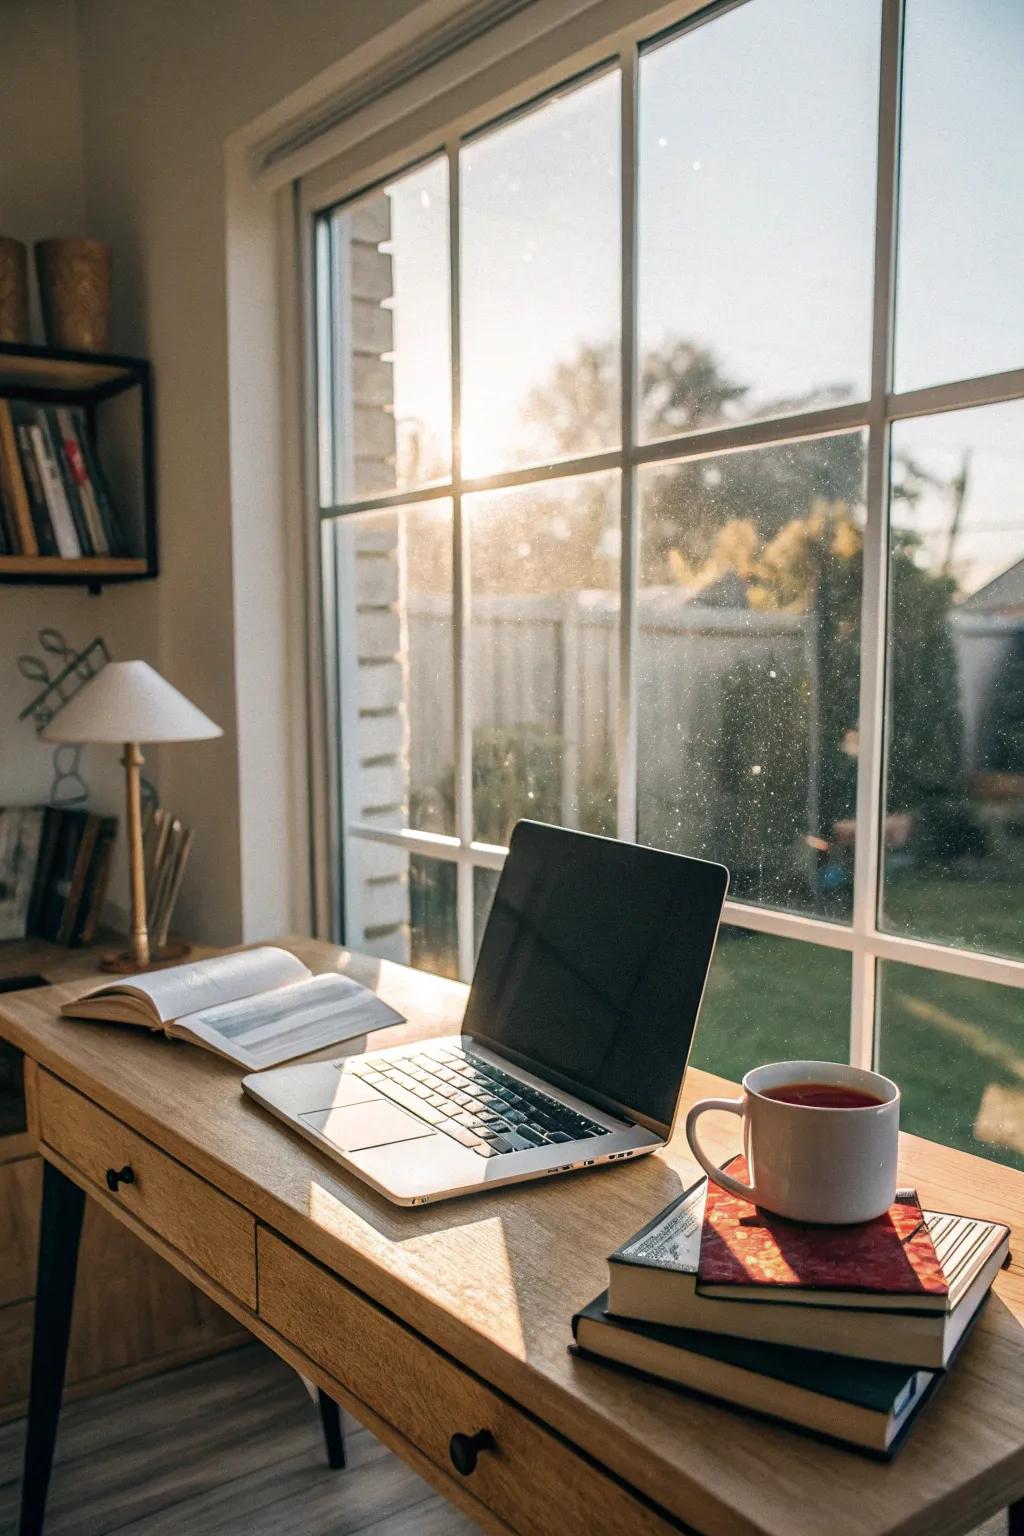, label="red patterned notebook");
[697,1157,949,1309]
